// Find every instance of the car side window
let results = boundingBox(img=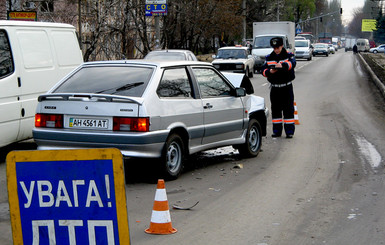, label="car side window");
[193,68,232,98]
[0,30,14,78]
[157,68,192,98]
